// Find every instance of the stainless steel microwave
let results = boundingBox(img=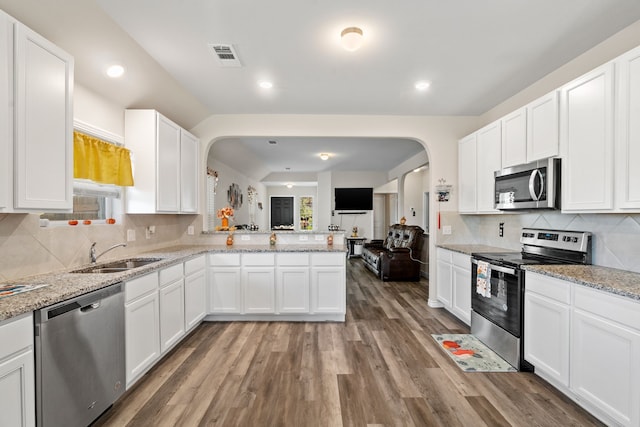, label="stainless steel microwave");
[494,158,560,210]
